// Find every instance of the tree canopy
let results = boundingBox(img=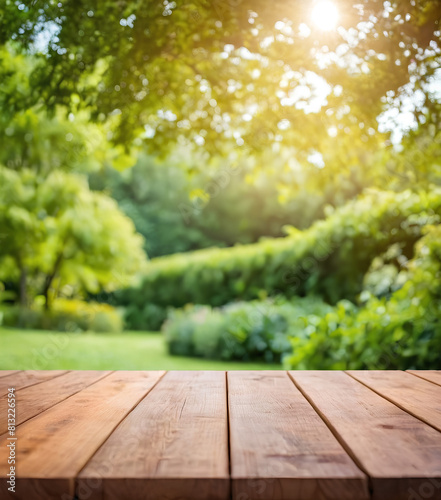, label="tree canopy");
[0,165,146,308]
[0,46,147,309]
[2,0,441,160]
